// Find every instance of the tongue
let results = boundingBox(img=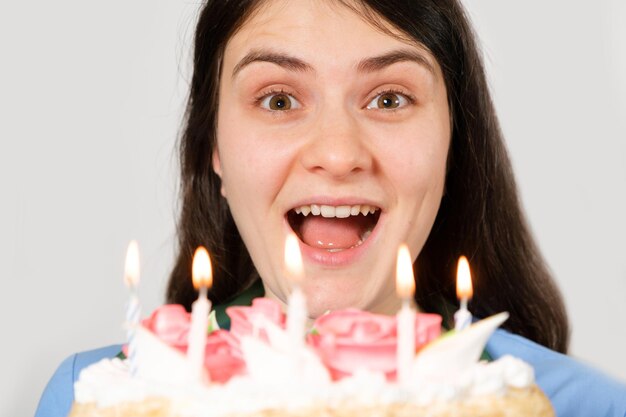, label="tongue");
[299,216,368,250]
